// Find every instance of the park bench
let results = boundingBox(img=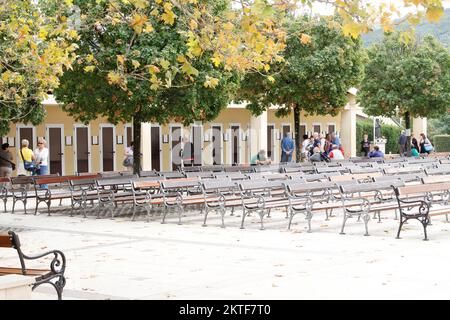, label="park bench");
[283,181,339,232]
[160,178,203,224]
[237,179,289,230]
[393,182,450,240]
[94,175,140,218]
[337,180,405,236]
[33,174,101,216]
[10,174,59,214]
[200,179,241,228]
[0,231,66,300]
